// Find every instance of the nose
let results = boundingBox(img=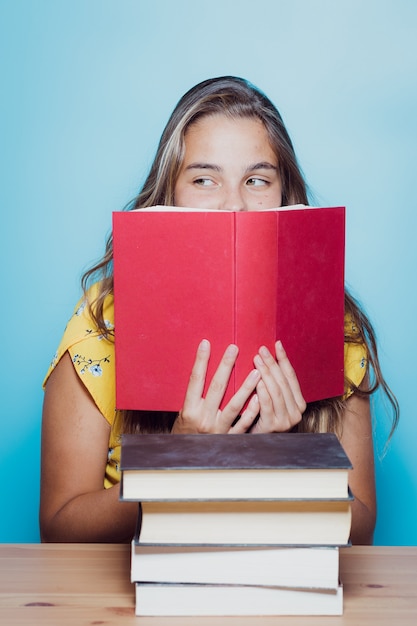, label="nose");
[220,185,248,211]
